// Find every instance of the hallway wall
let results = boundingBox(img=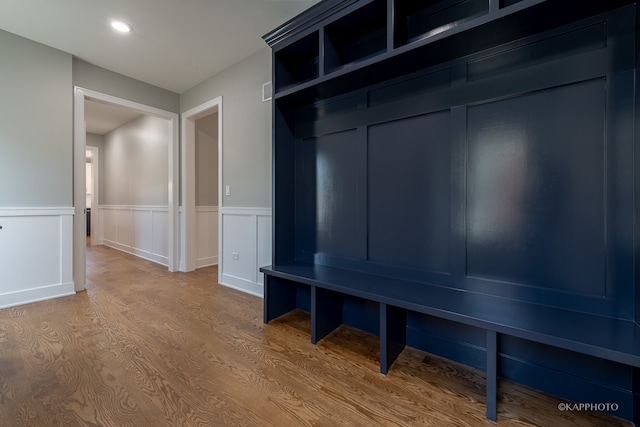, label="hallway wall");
[0,29,74,308]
